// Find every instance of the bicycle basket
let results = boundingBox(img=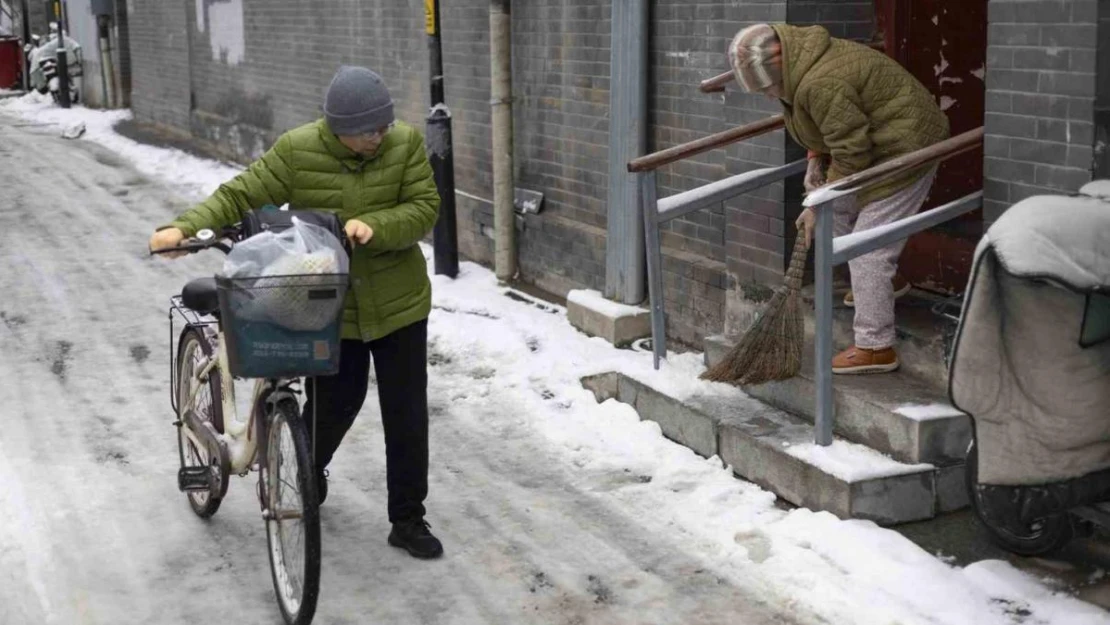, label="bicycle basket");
[216,273,348,379]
